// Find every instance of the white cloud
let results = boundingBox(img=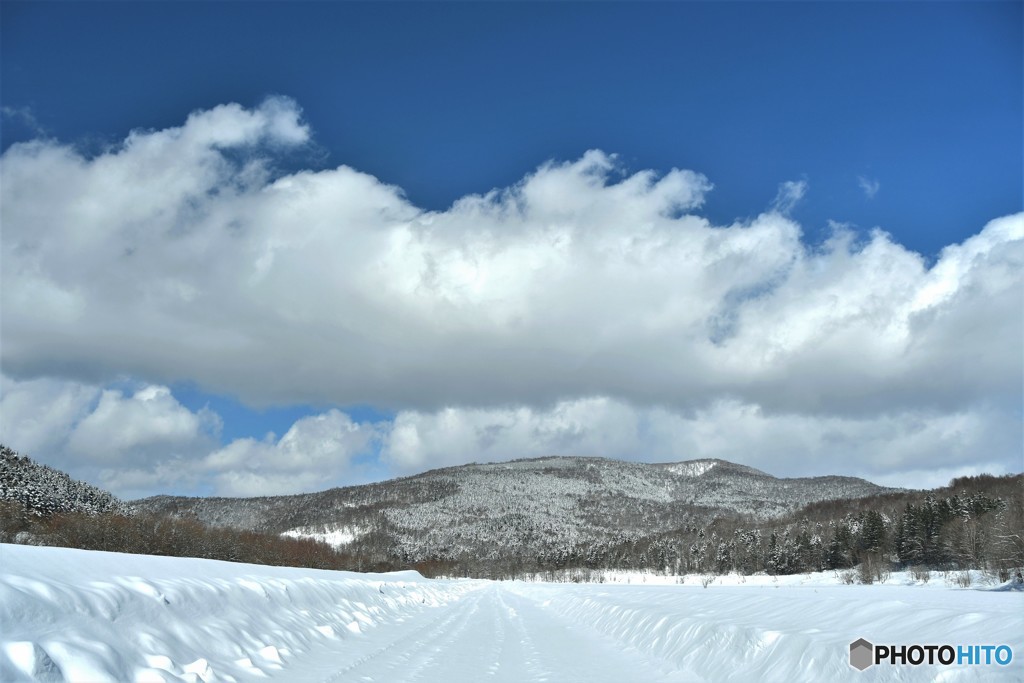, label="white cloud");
[0,375,99,458]
[0,374,378,498]
[1,100,1021,493]
[382,398,641,471]
[770,179,807,215]
[1,106,48,138]
[67,385,220,463]
[381,398,1020,487]
[201,410,379,497]
[2,372,1017,497]
[858,175,880,199]
[0,375,220,497]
